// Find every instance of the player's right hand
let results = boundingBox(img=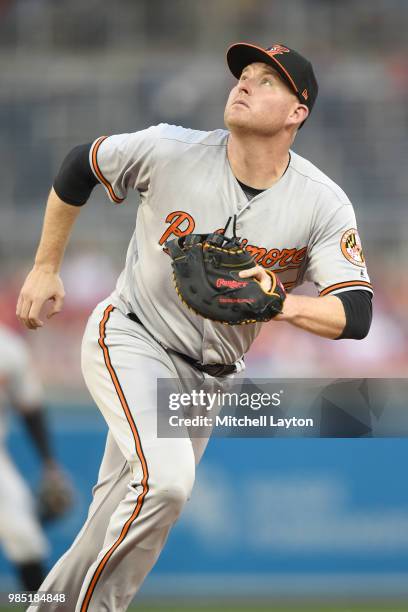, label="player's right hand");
[16,266,65,330]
